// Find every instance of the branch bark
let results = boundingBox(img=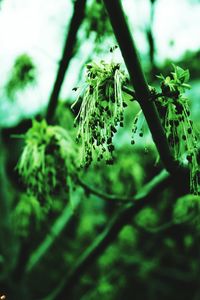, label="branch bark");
[43,170,171,300]
[25,197,80,274]
[122,85,136,98]
[103,0,179,174]
[46,0,87,123]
